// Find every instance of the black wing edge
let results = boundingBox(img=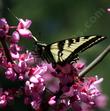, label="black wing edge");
[65,35,107,63]
[78,35,107,53]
